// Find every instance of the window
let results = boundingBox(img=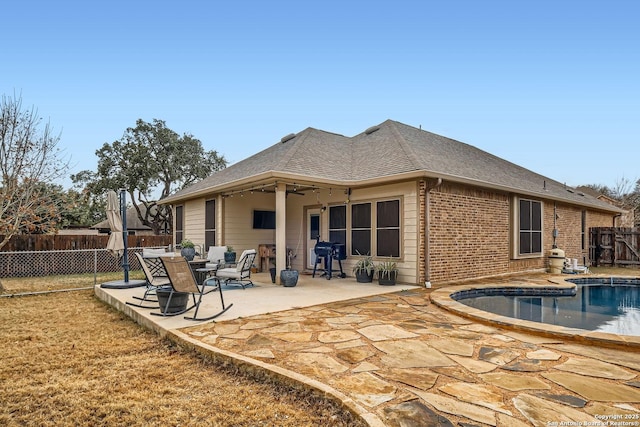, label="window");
[309,214,320,241]
[581,210,586,251]
[205,199,216,250]
[332,198,401,258]
[376,200,400,257]
[175,205,184,245]
[351,203,371,255]
[329,205,346,245]
[518,199,542,255]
